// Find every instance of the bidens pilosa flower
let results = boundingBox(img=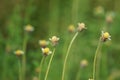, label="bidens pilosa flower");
[77,23,87,32]
[49,36,59,46]
[42,47,52,56]
[80,59,88,68]
[14,50,24,56]
[68,25,75,33]
[24,24,34,32]
[39,40,49,48]
[101,31,111,42]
